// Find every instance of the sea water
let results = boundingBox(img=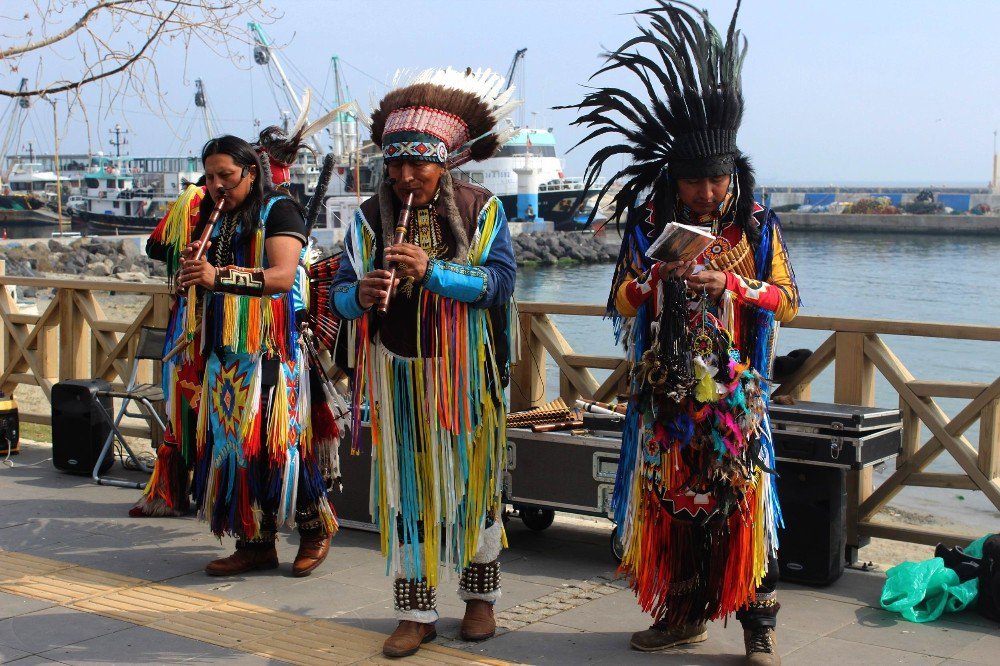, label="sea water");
[514,231,1000,529]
